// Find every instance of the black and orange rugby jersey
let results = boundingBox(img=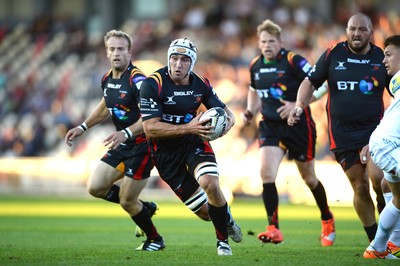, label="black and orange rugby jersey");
[140,66,225,148]
[101,62,146,144]
[307,41,389,151]
[249,48,312,122]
